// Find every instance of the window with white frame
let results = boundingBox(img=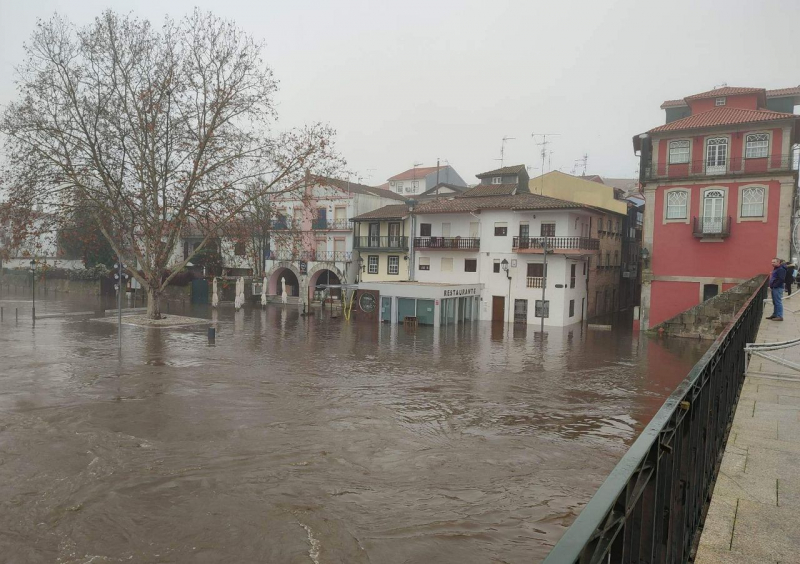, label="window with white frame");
[388,255,400,275]
[492,176,502,184]
[669,140,690,164]
[741,186,765,217]
[367,255,379,274]
[412,181,419,189]
[441,257,453,272]
[666,190,688,219]
[745,133,769,159]
[715,97,726,106]
[419,256,430,271]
